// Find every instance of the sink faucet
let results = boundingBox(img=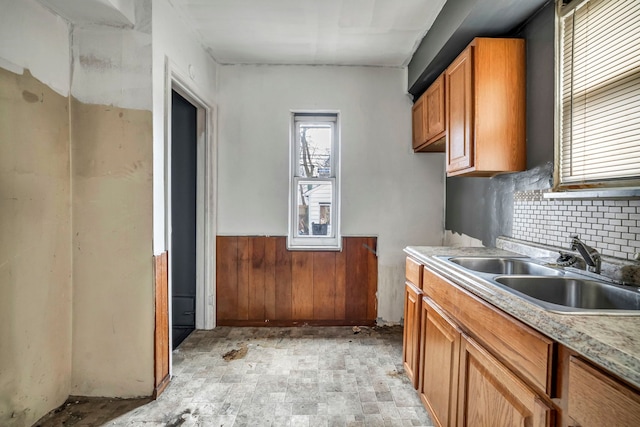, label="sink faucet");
[570,235,601,274]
